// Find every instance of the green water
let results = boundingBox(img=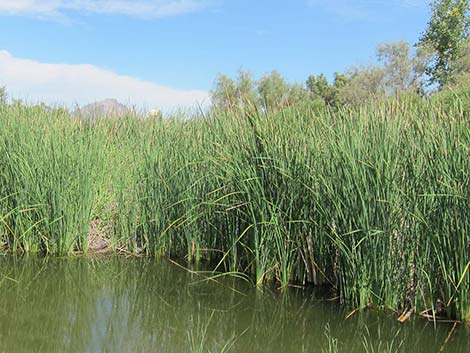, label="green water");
[0,256,468,353]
